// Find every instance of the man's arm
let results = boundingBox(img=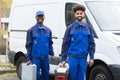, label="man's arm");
[25,29,32,62]
[49,31,54,56]
[88,26,96,60]
[61,26,71,61]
